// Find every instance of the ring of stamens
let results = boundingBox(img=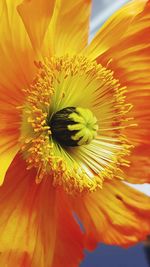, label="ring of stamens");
[19,56,134,194]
